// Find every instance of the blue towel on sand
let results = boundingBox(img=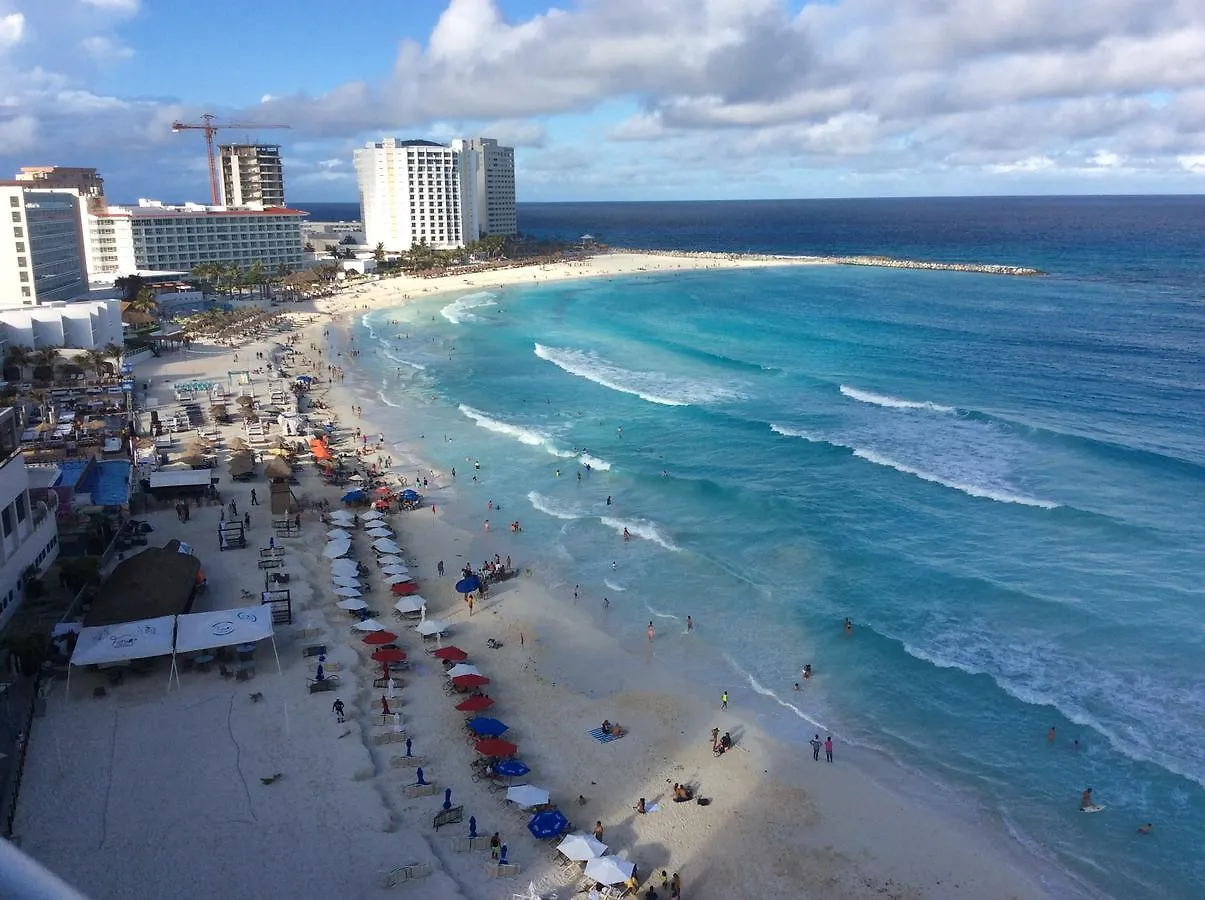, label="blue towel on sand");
[589,727,619,744]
